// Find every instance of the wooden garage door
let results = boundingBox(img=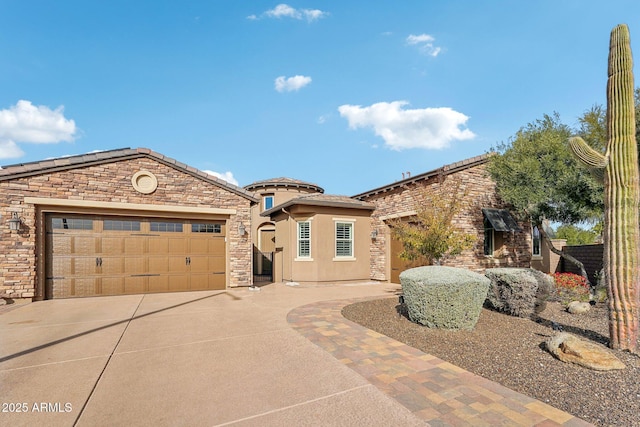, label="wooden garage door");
[46,215,226,298]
